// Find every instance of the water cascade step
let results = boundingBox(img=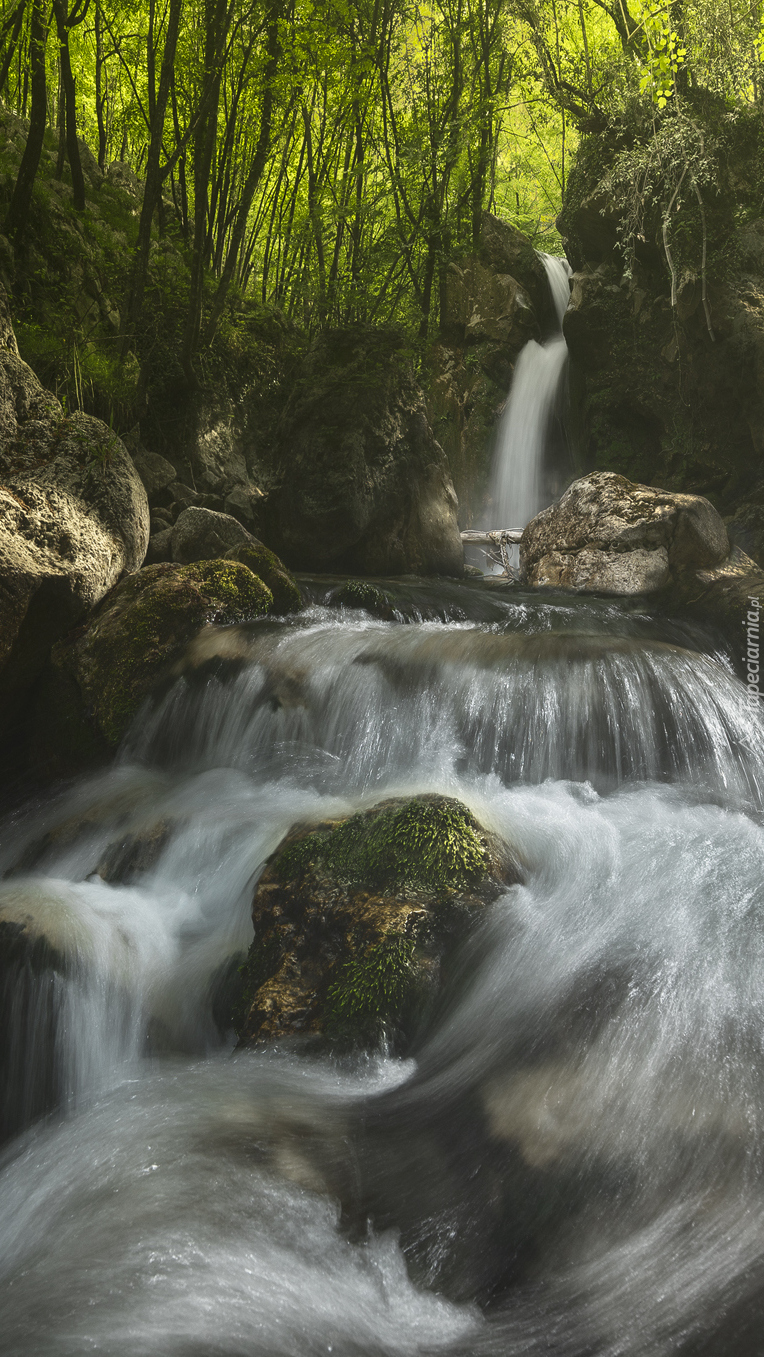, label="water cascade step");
[0,582,763,1356]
